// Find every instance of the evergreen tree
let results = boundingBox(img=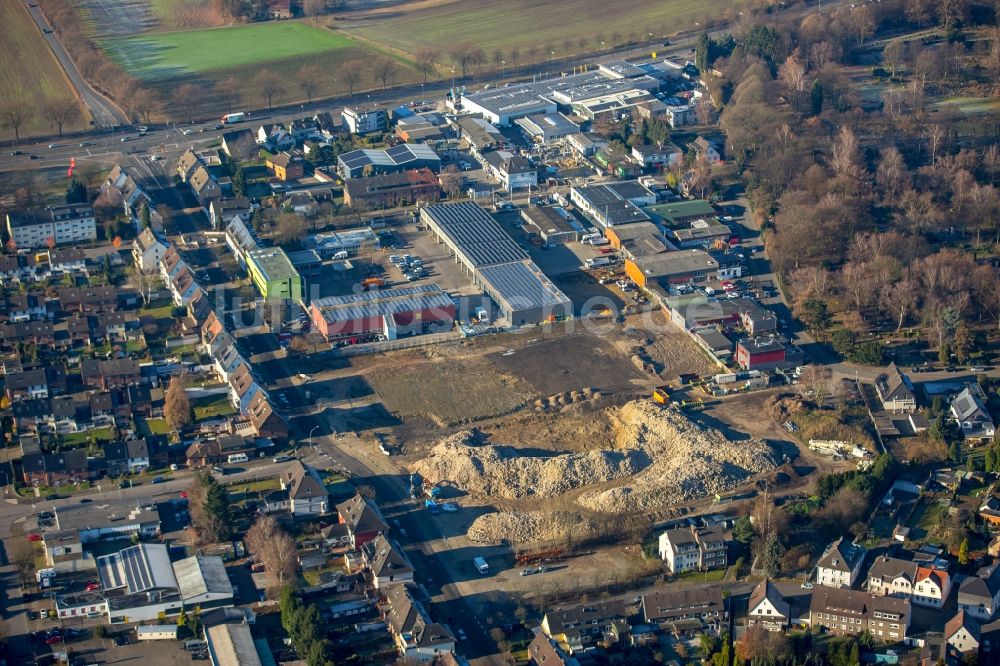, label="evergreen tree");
[760,531,784,578]
[139,202,150,229]
[65,178,87,204]
[959,538,970,565]
[810,80,824,116]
